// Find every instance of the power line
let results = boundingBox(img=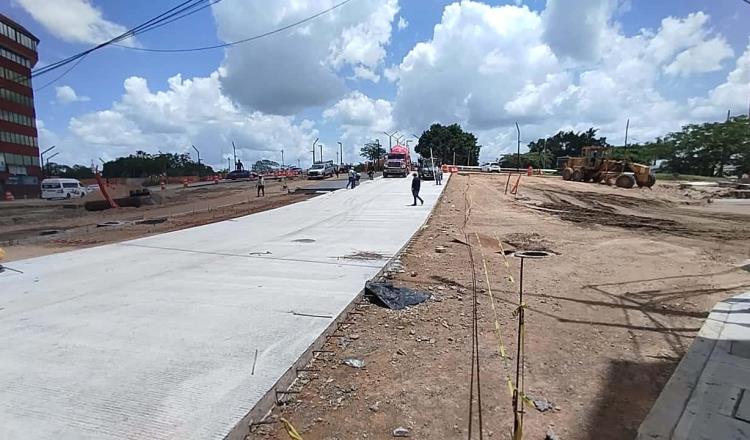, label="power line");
[32,0,212,79]
[114,0,354,53]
